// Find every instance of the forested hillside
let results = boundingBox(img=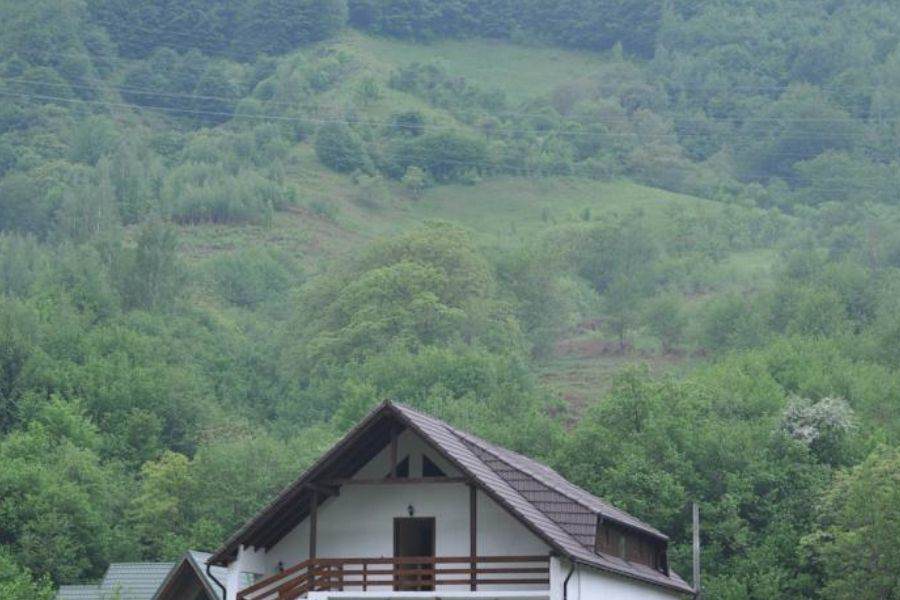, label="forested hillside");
[2,1,900,598]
